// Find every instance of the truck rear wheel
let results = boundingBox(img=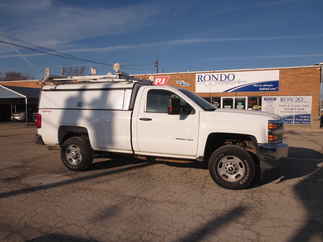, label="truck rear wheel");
[208,145,256,189]
[61,136,93,171]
